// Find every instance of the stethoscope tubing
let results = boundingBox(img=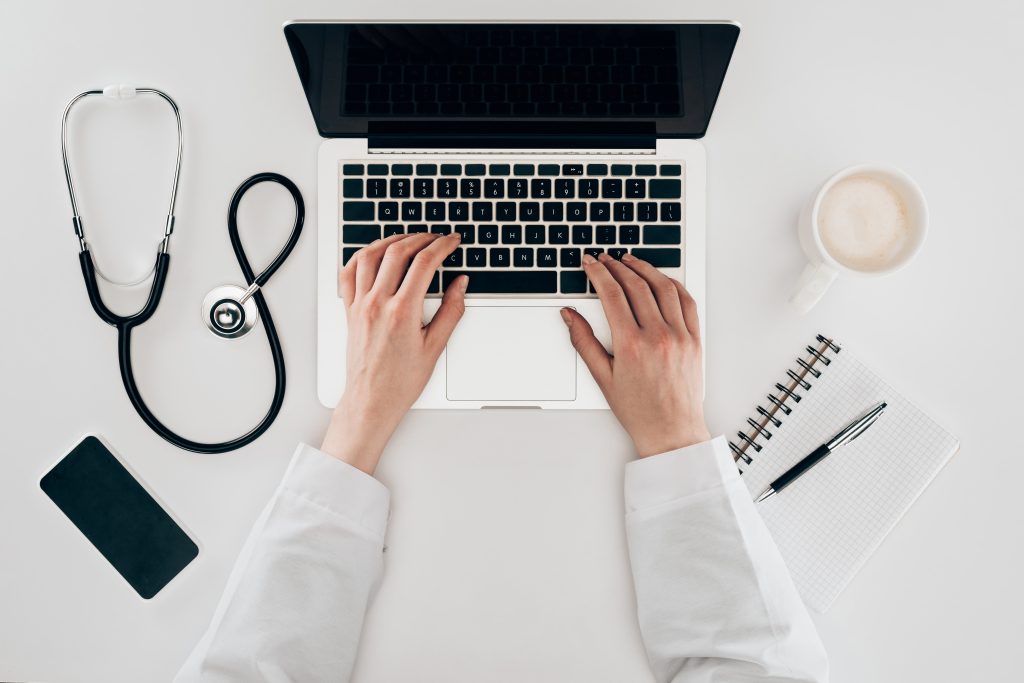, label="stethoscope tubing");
[63,86,303,454]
